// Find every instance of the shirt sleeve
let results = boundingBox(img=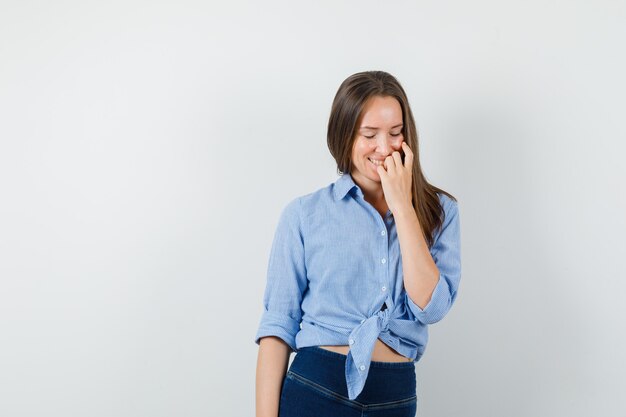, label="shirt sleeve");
[405,196,461,325]
[254,197,307,352]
